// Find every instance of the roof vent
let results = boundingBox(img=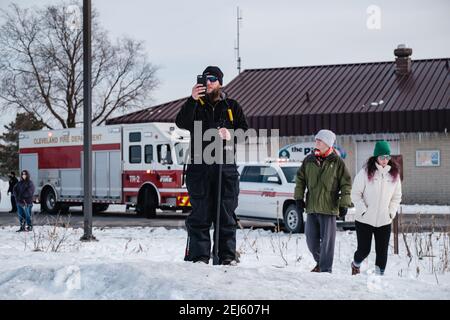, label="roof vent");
[394,44,413,75]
